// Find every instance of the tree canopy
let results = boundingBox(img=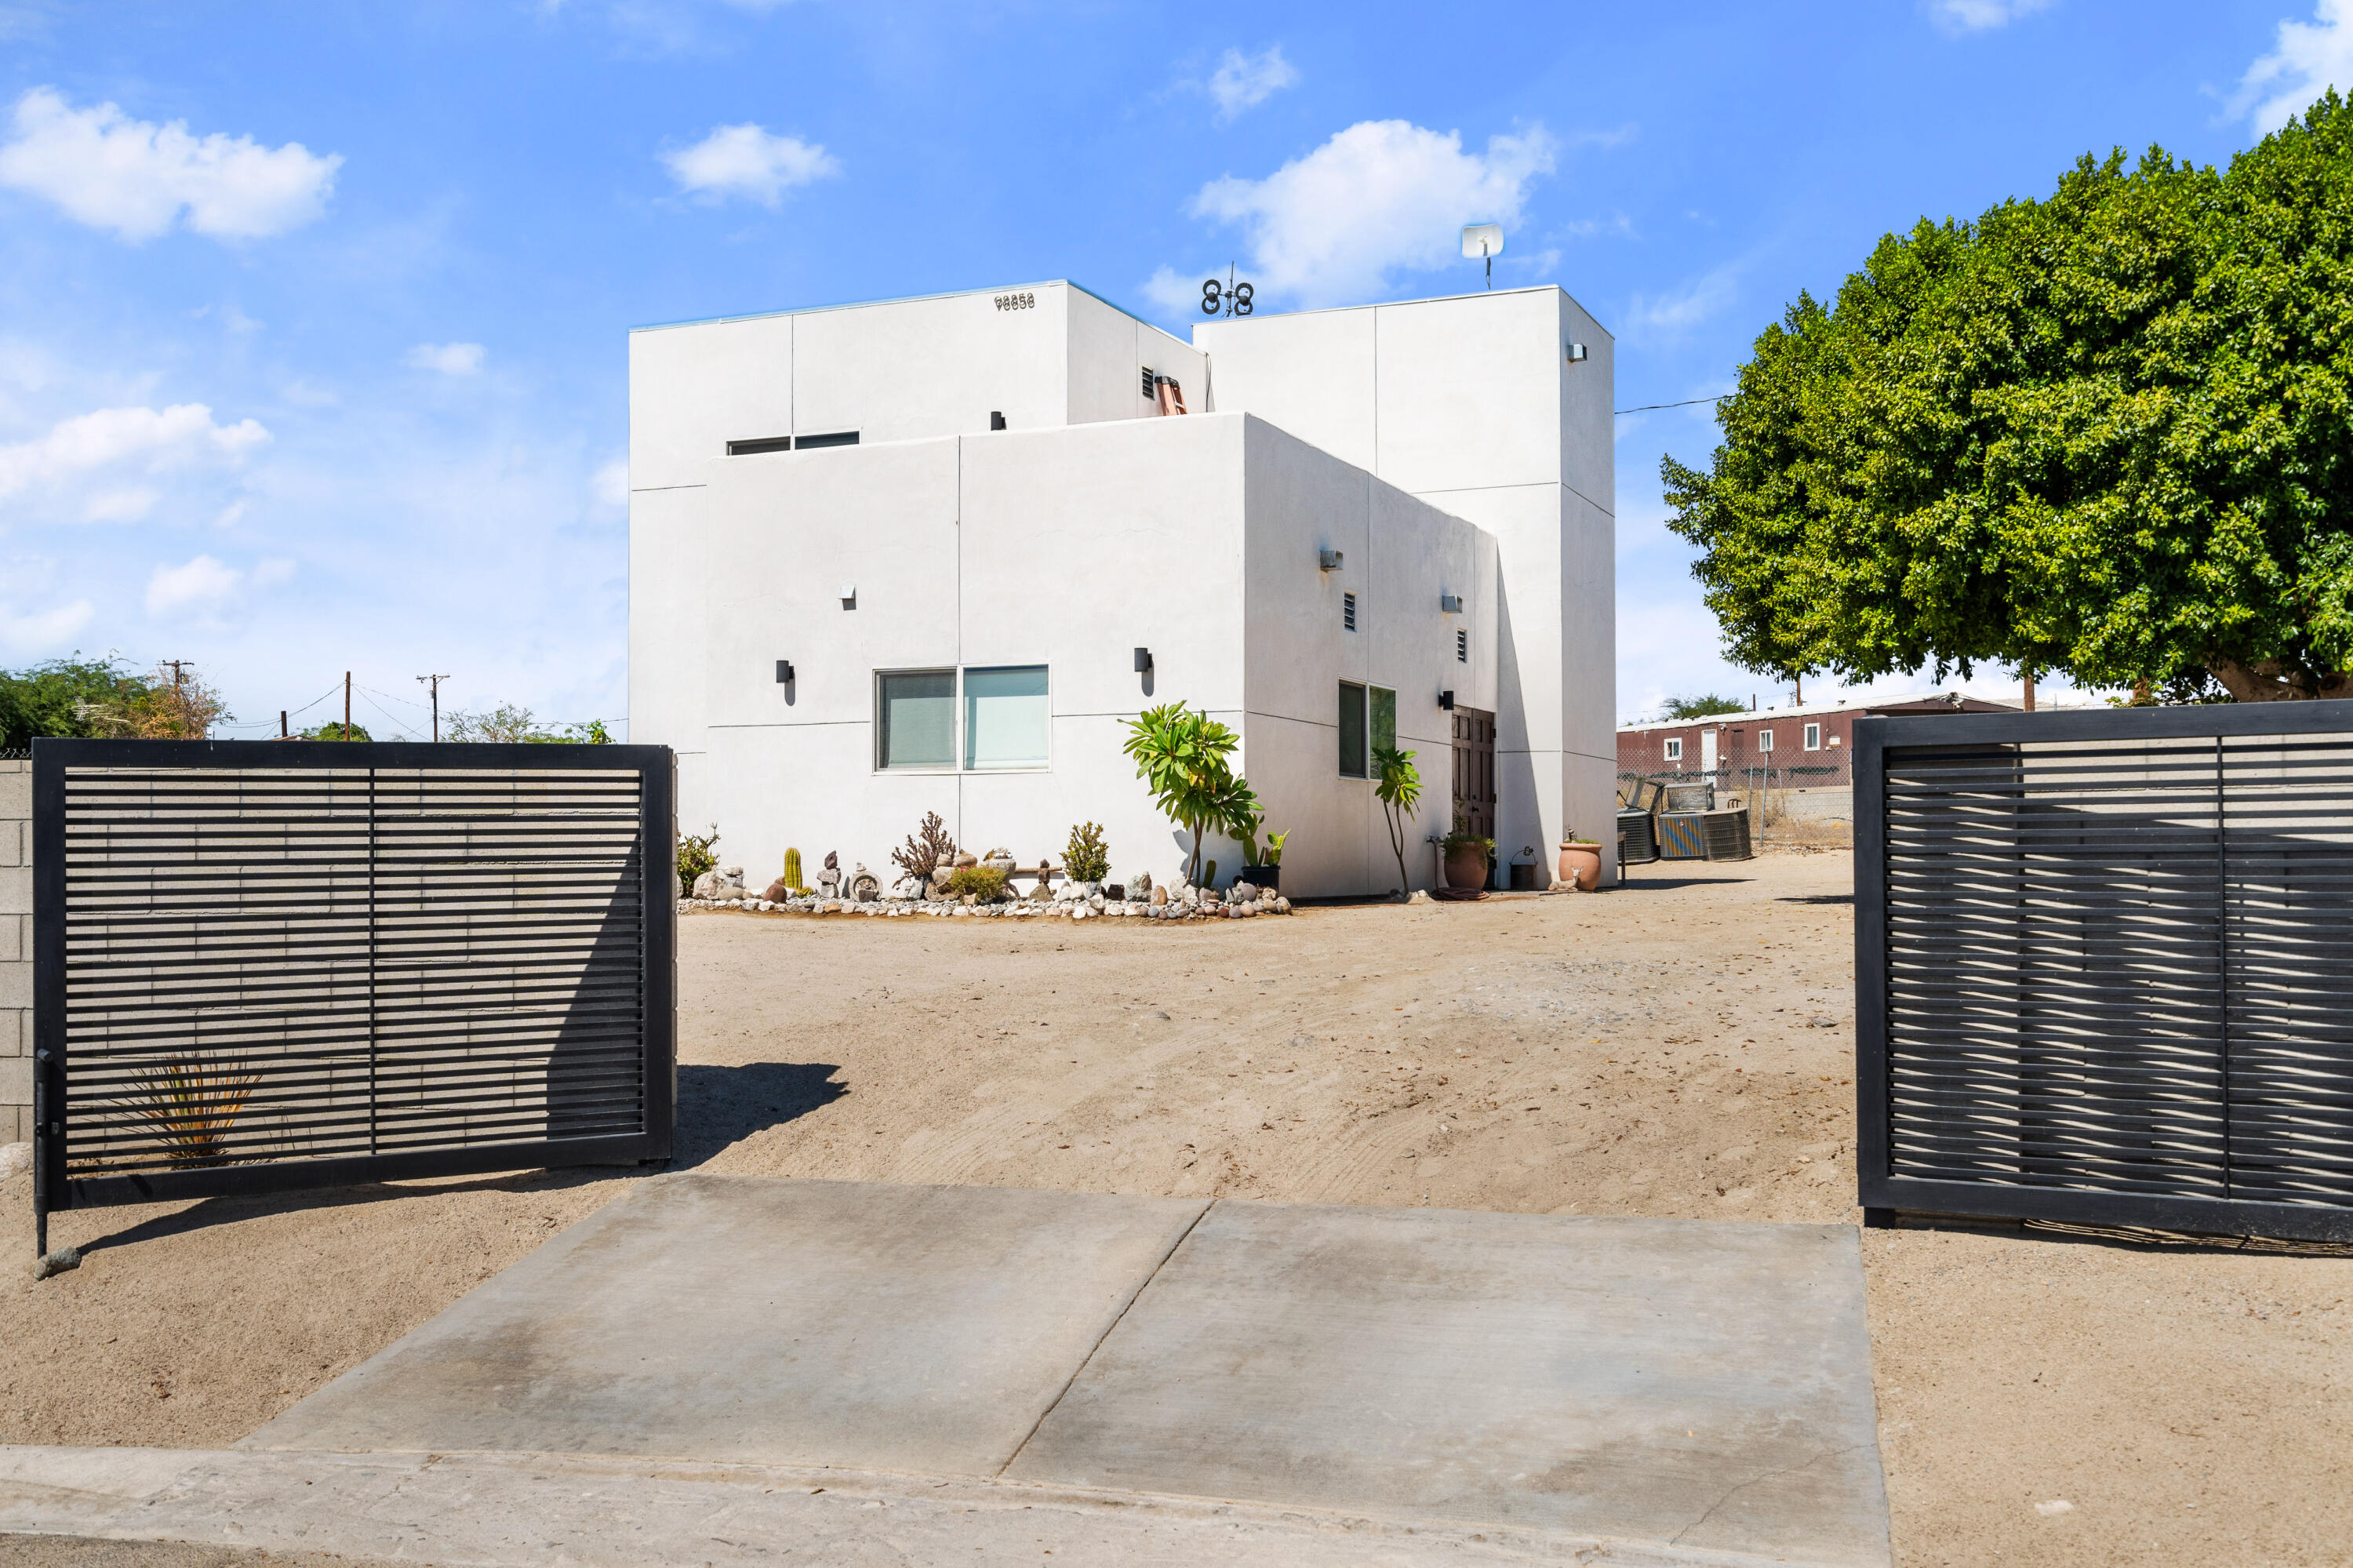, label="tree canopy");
[0,657,227,747]
[1660,693,1749,719]
[1664,94,2353,701]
